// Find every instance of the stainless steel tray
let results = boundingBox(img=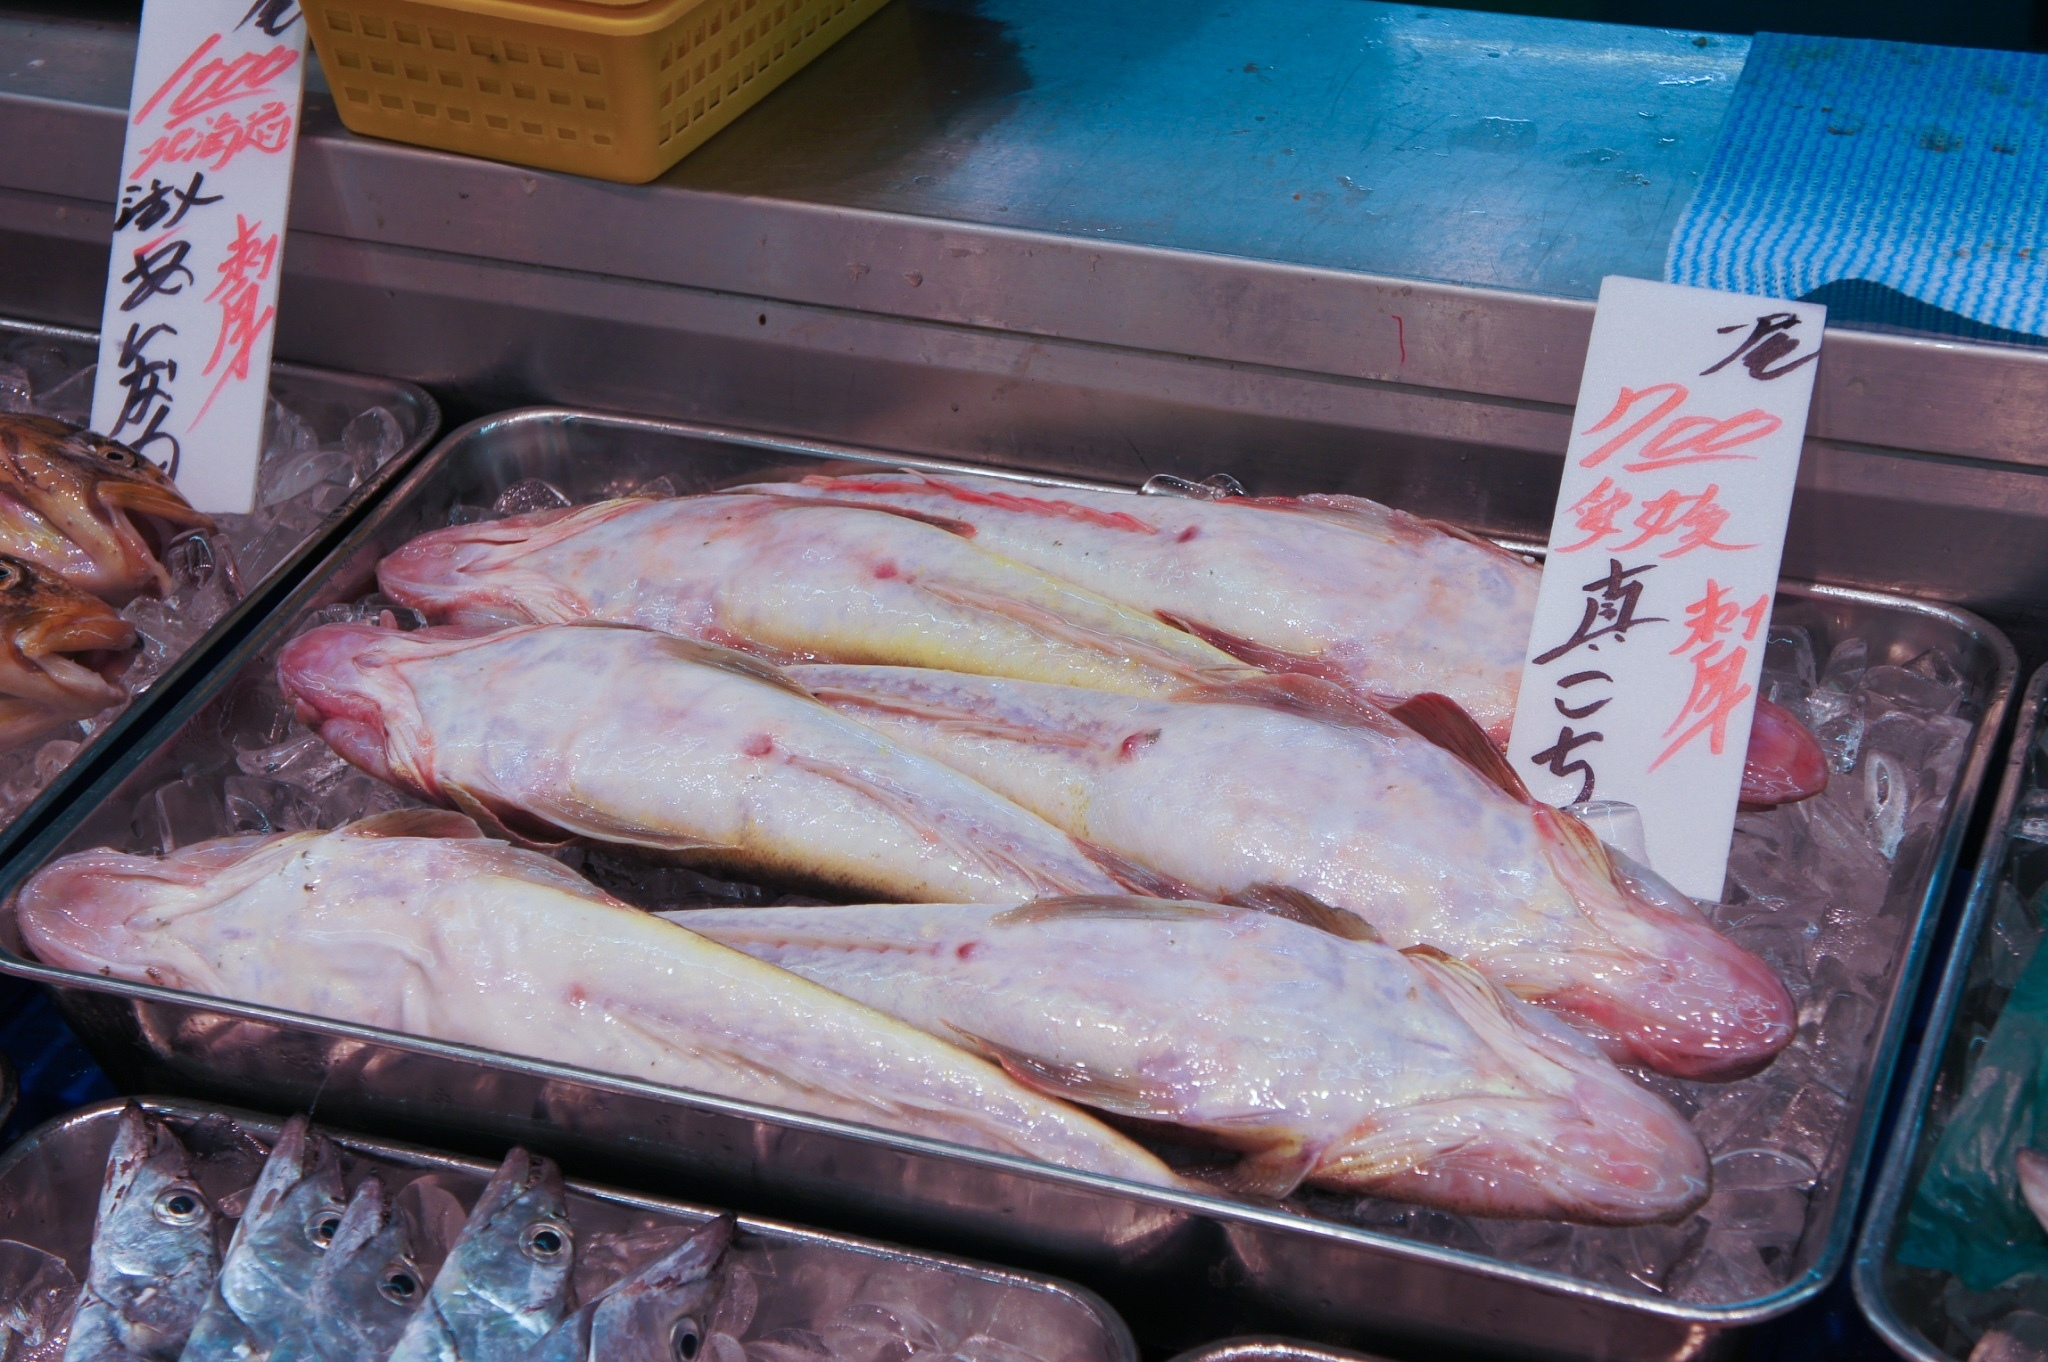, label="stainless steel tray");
[0,318,439,859]
[0,408,2015,1362]
[1854,662,2048,1361]
[1166,1338,1398,1362]
[0,1095,1136,1362]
